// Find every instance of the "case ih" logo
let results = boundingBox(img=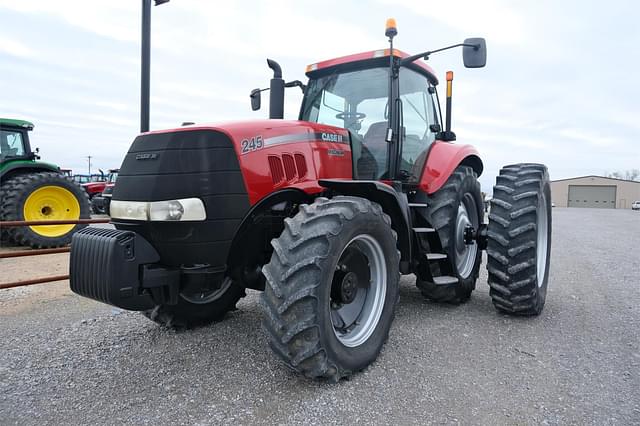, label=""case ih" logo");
[321,133,344,143]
